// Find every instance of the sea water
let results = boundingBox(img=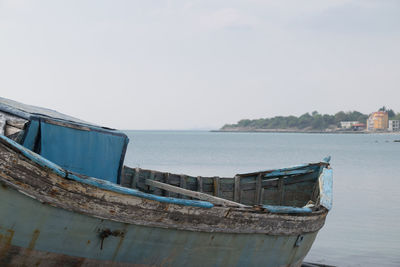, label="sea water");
[123,130,400,267]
